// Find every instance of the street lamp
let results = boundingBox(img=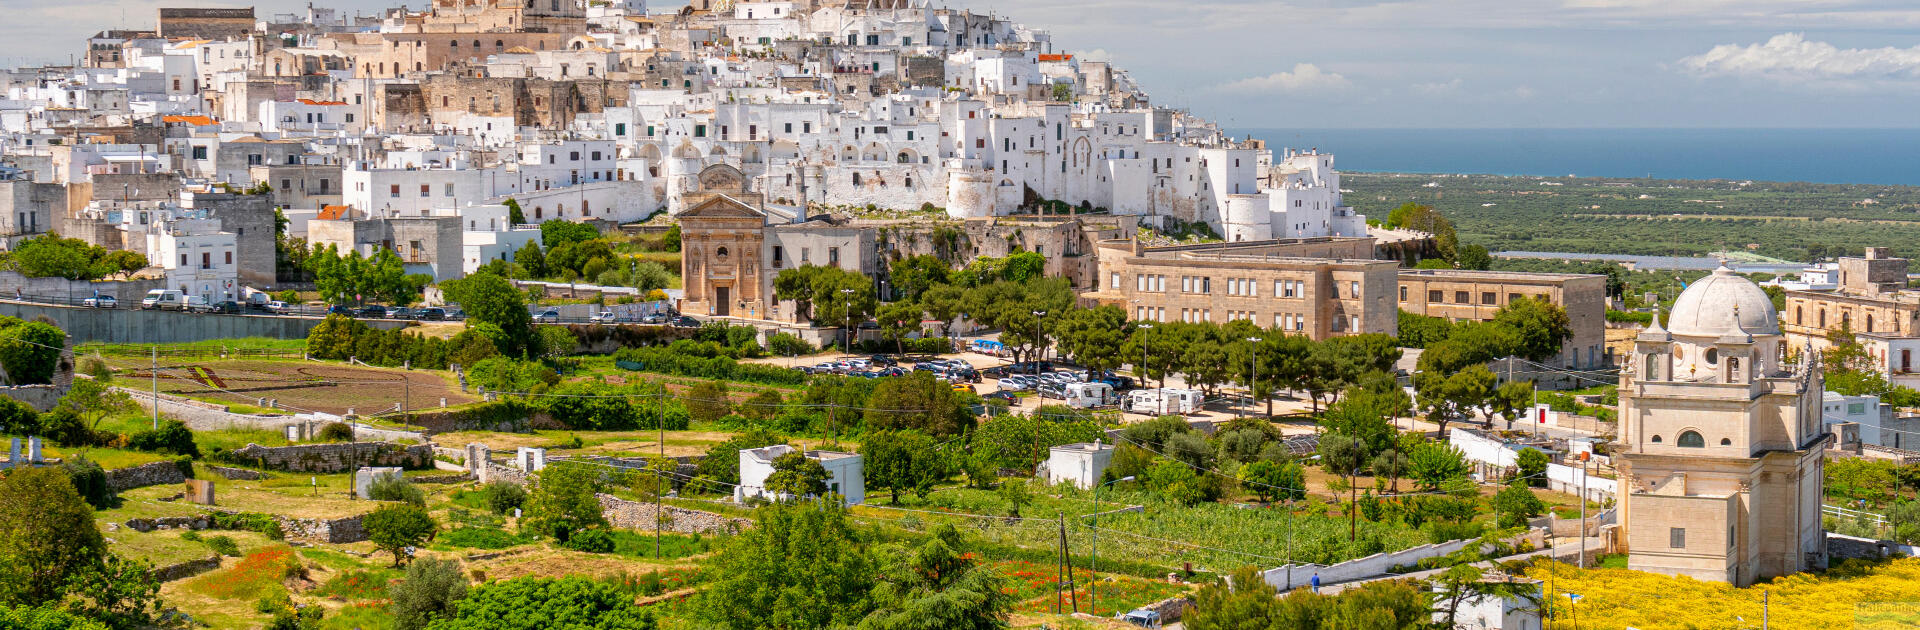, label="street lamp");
[1030,310,1046,375]
[839,288,856,355]
[1089,474,1135,617]
[1247,336,1262,419]
[1137,323,1154,388]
